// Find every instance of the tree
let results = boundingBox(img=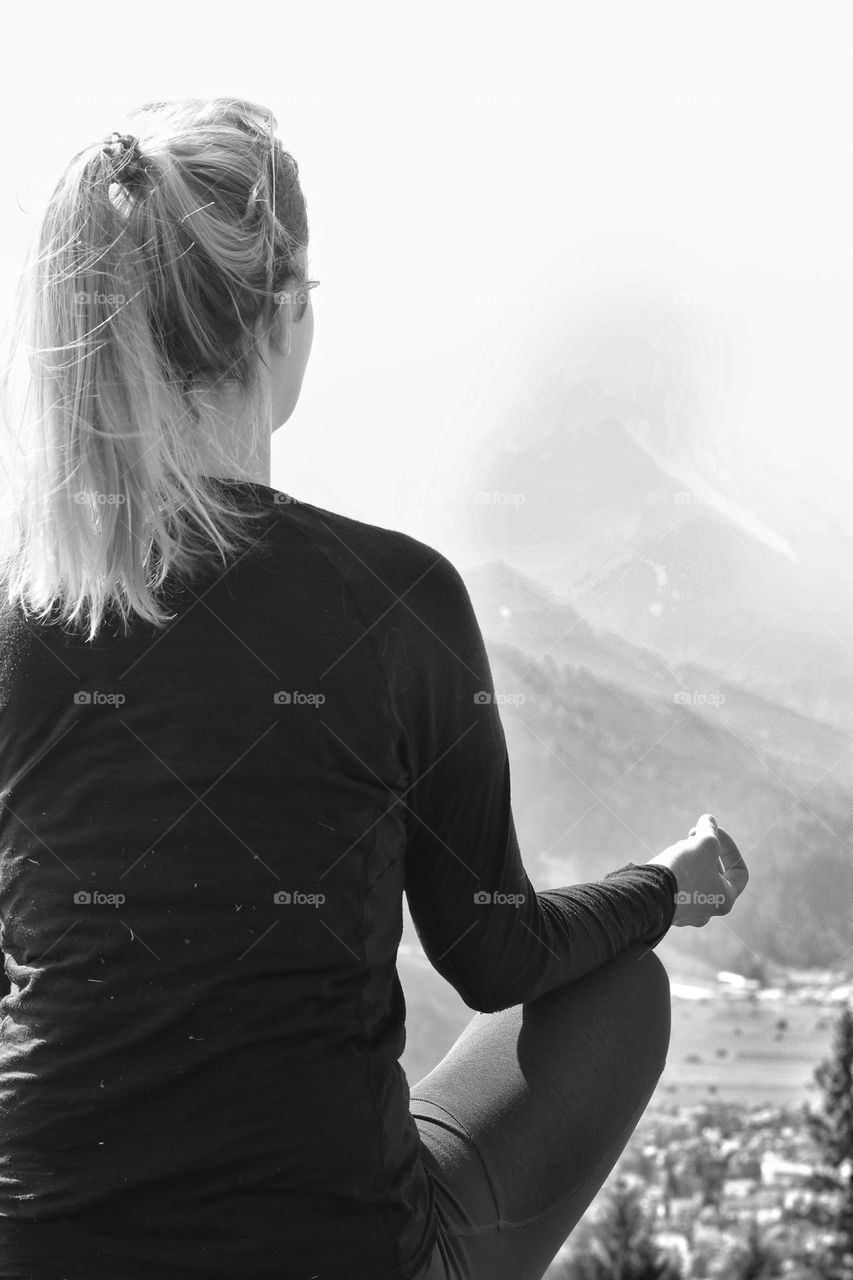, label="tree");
[805,1005,853,1279]
[729,1218,783,1280]
[573,1178,682,1280]
[662,1153,680,1211]
[695,1148,729,1209]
